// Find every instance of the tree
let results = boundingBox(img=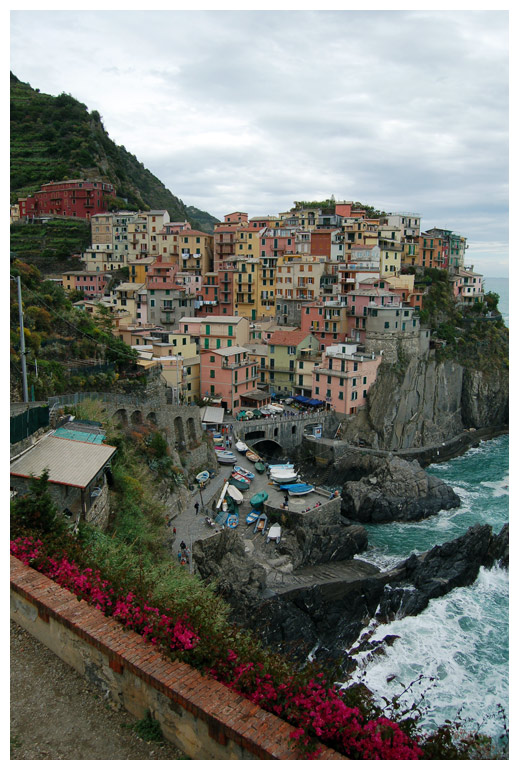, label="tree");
[11,470,66,534]
[484,292,500,312]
